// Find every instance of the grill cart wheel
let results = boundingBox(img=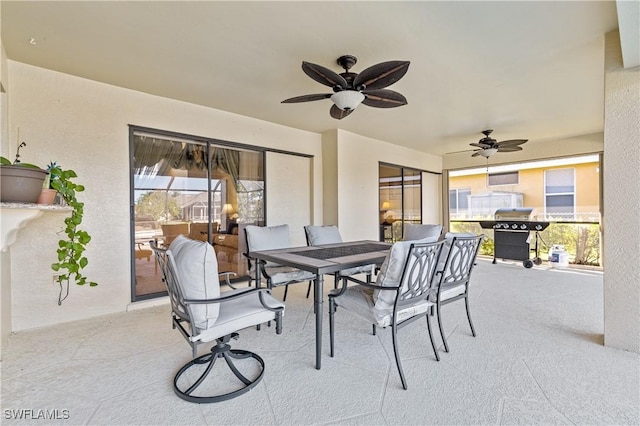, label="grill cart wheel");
[533,257,542,265]
[523,259,534,268]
